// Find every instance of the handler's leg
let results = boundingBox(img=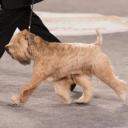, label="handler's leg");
[18,7,60,42]
[0,10,17,57]
[0,8,27,58]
